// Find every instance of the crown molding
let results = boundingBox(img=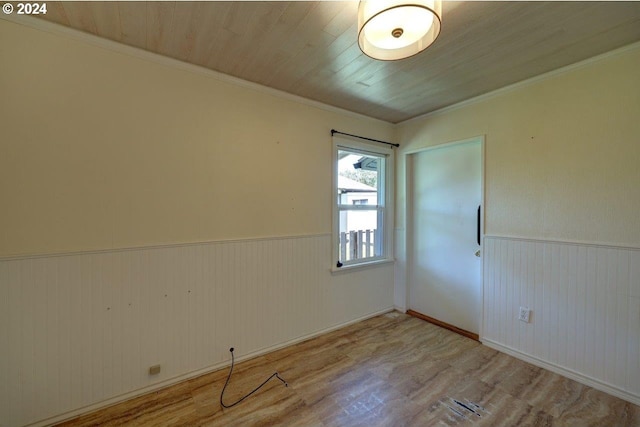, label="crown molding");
[399,39,640,126]
[5,12,638,129]
[0,14,393,127]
